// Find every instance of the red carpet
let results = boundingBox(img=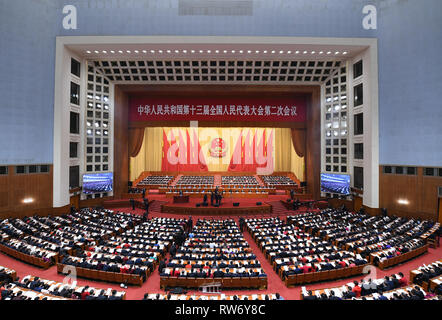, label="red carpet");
[1,206,441,300]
